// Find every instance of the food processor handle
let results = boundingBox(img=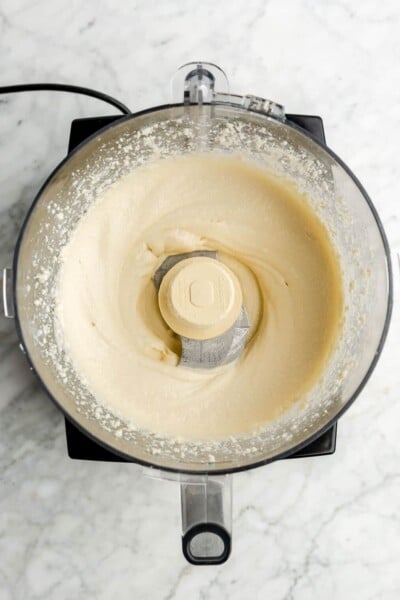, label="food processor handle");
[180,474,232,565]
